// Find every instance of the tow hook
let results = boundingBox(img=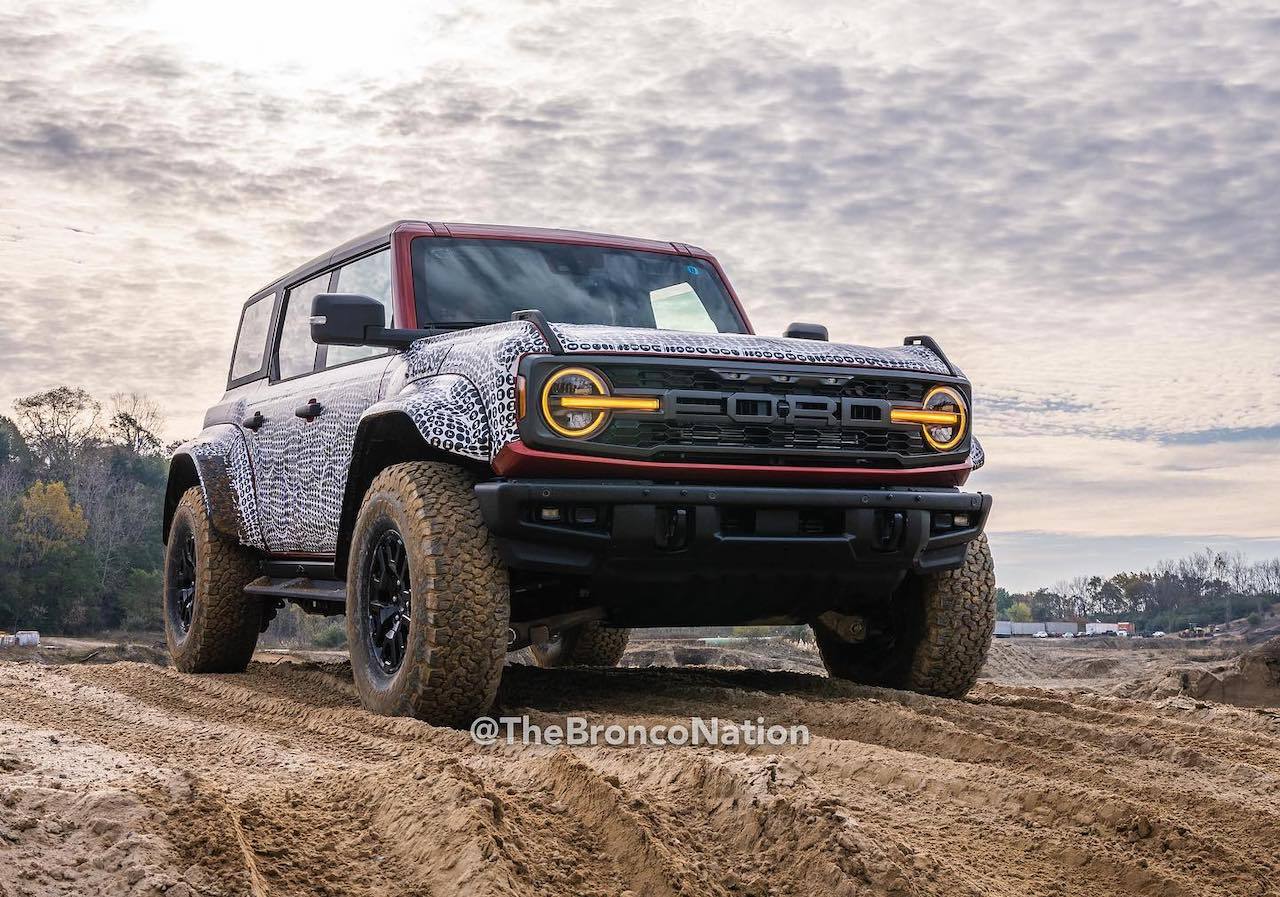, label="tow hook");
[655,507,691,550]
[875,510,907,551]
